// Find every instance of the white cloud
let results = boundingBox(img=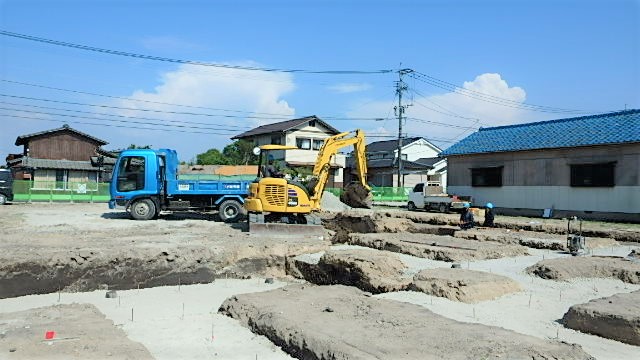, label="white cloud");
[347,73,534,149]
[328,82,372,93]
[107,63,296,160]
